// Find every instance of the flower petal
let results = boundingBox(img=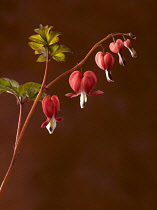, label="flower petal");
[46,117,56,134]
[105,70,114,82]
[56,117,64,122]
[104,53,114,70]
[41,118,51,128]
[42,96,54,118]
[69,71,82,93]
[80,92,87,108]
[51,95,60,117]
[118,53,125,66]
[109,39,124,54]
[81,71,97,94]
[89,90,104,95]
[65,93,79,98]
[95,51,106,70]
